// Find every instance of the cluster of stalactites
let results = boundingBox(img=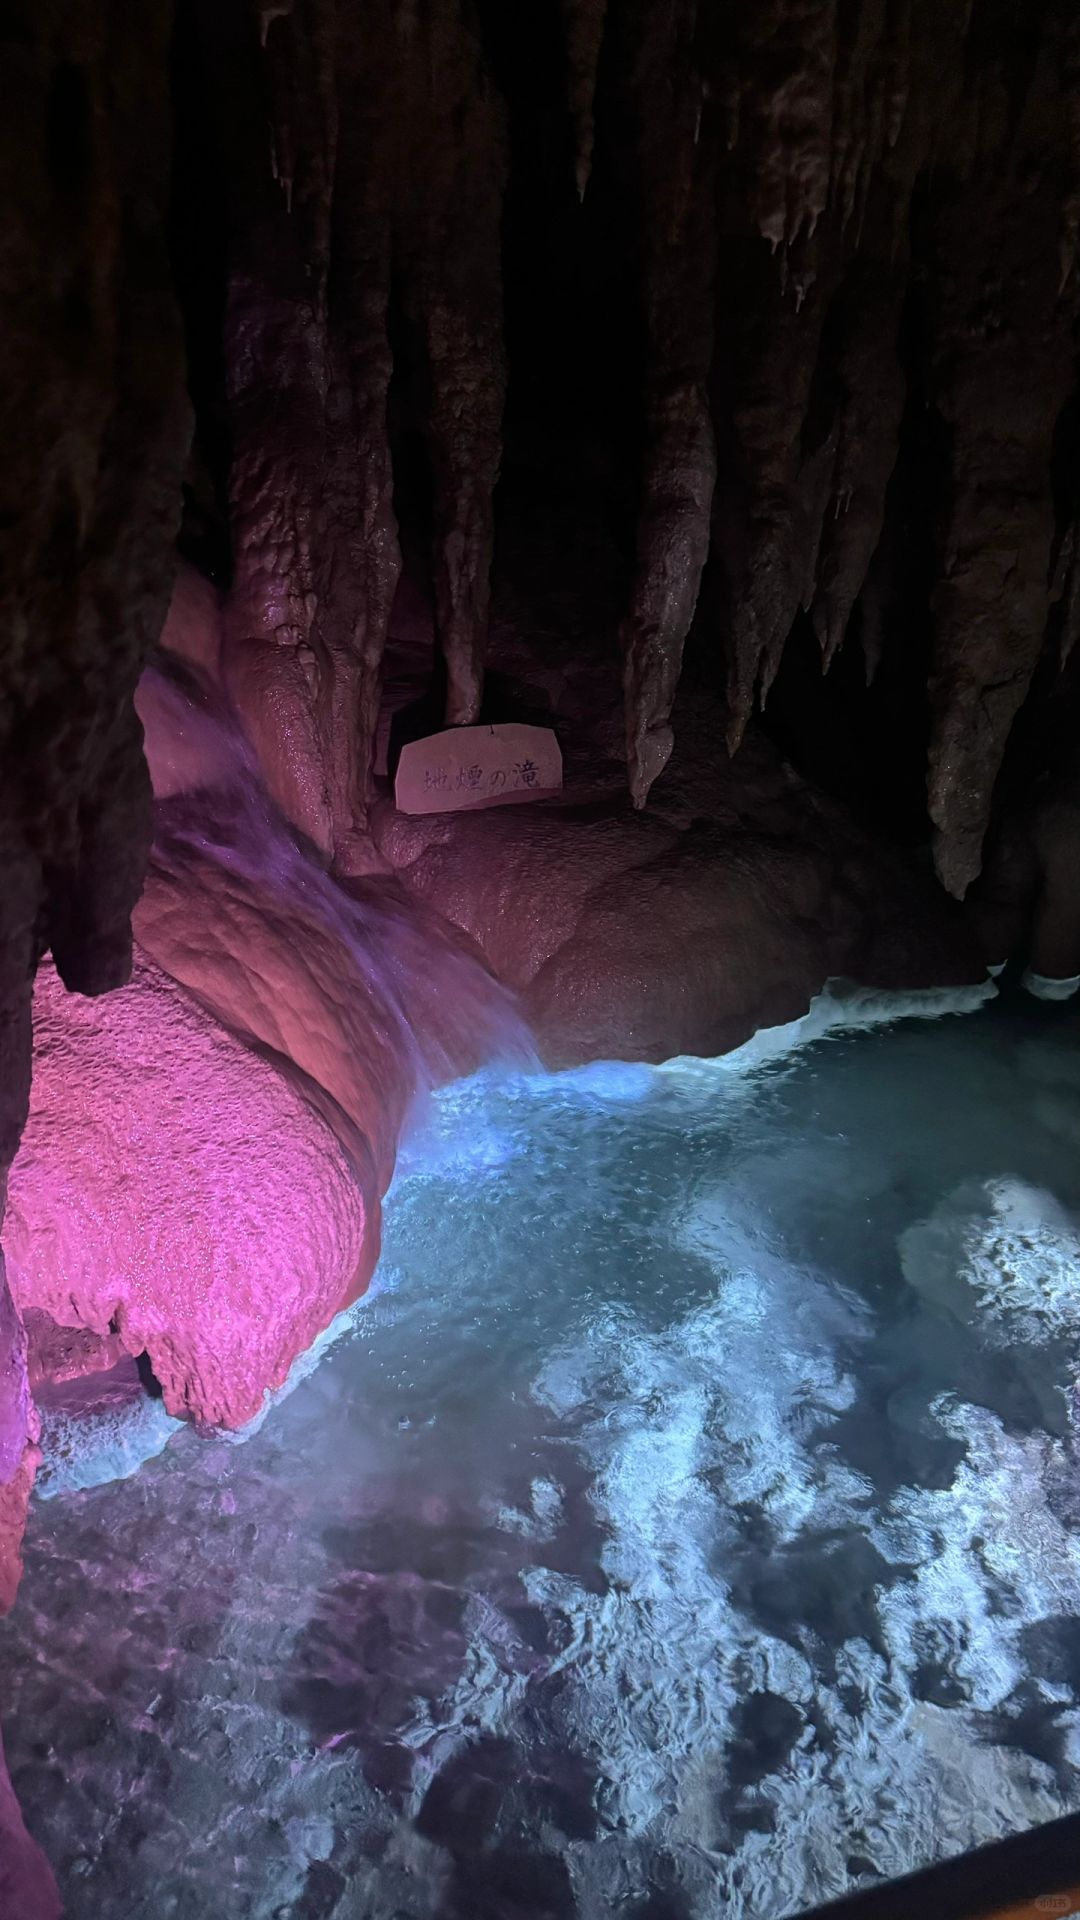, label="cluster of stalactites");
[618,0,1080,899]
[225,0,1079,897]
[217,0,505,866]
